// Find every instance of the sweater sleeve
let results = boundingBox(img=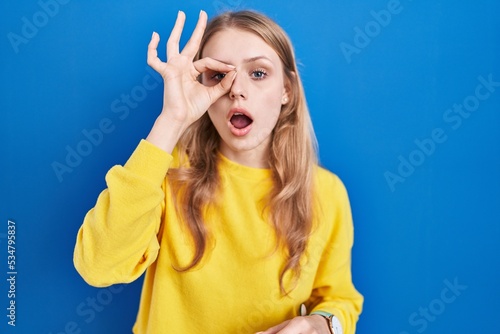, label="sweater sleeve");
[307,175,363,334]
[73,139,173,287]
